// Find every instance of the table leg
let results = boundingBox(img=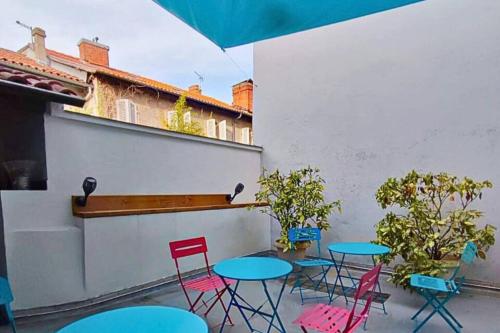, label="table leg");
[329,252,349,304]
[219,280,254,333]
[371,255,387,315]
[262,275,289,333]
